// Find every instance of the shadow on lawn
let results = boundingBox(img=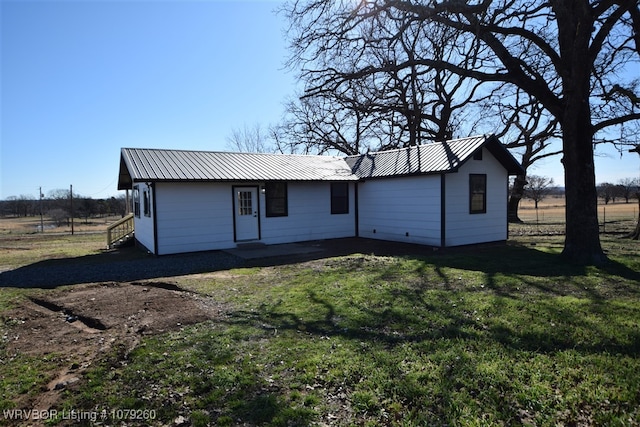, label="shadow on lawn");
[2,237,638,297]
[0,237,431,288]
[0,247,244,288]
[428,242,640,299]
[226,241,640,358]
